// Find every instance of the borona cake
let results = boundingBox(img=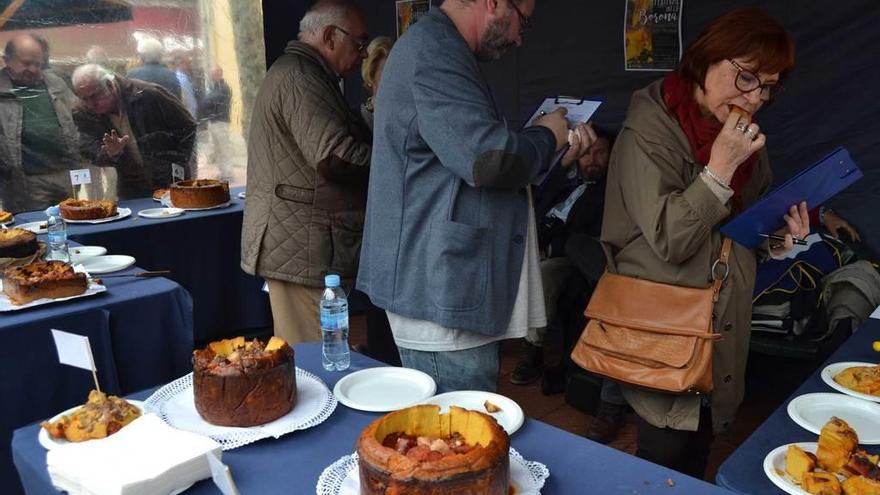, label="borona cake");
[59,199,117,220]
[357,404,510,495]
[0,228,38,258]
[169,179,230,209]
[192,336,296,427]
